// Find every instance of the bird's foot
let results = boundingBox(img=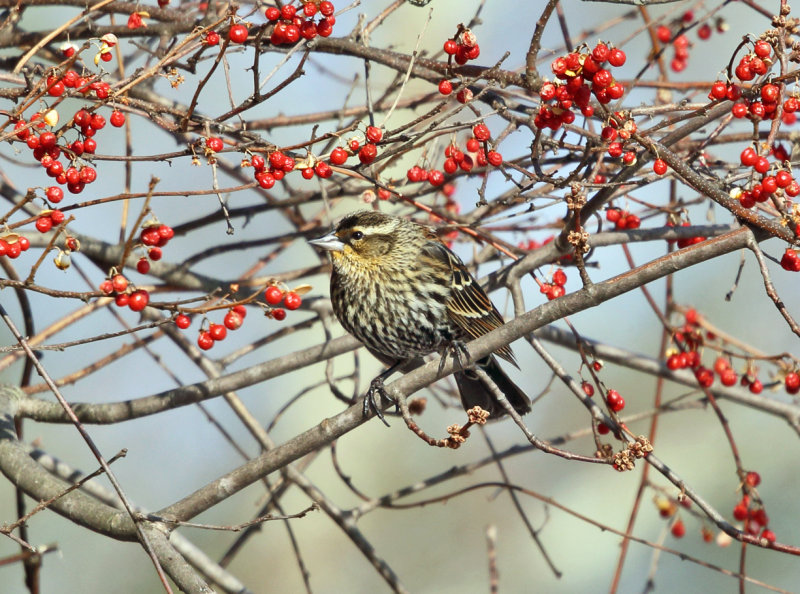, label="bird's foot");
[439,340,471,375]
[364,377,395,427]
